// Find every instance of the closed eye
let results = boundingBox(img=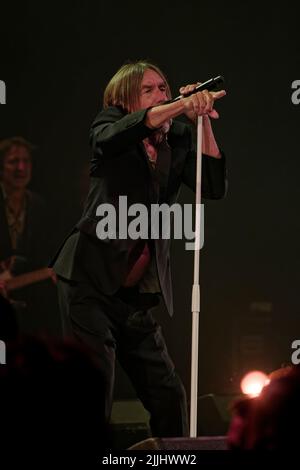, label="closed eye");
[142,87,152,94]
